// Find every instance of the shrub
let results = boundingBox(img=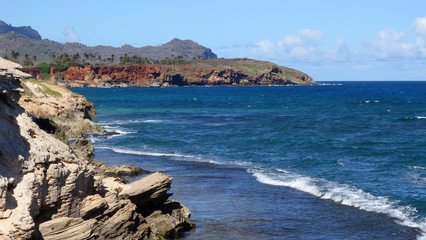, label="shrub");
[36,62,50,74]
